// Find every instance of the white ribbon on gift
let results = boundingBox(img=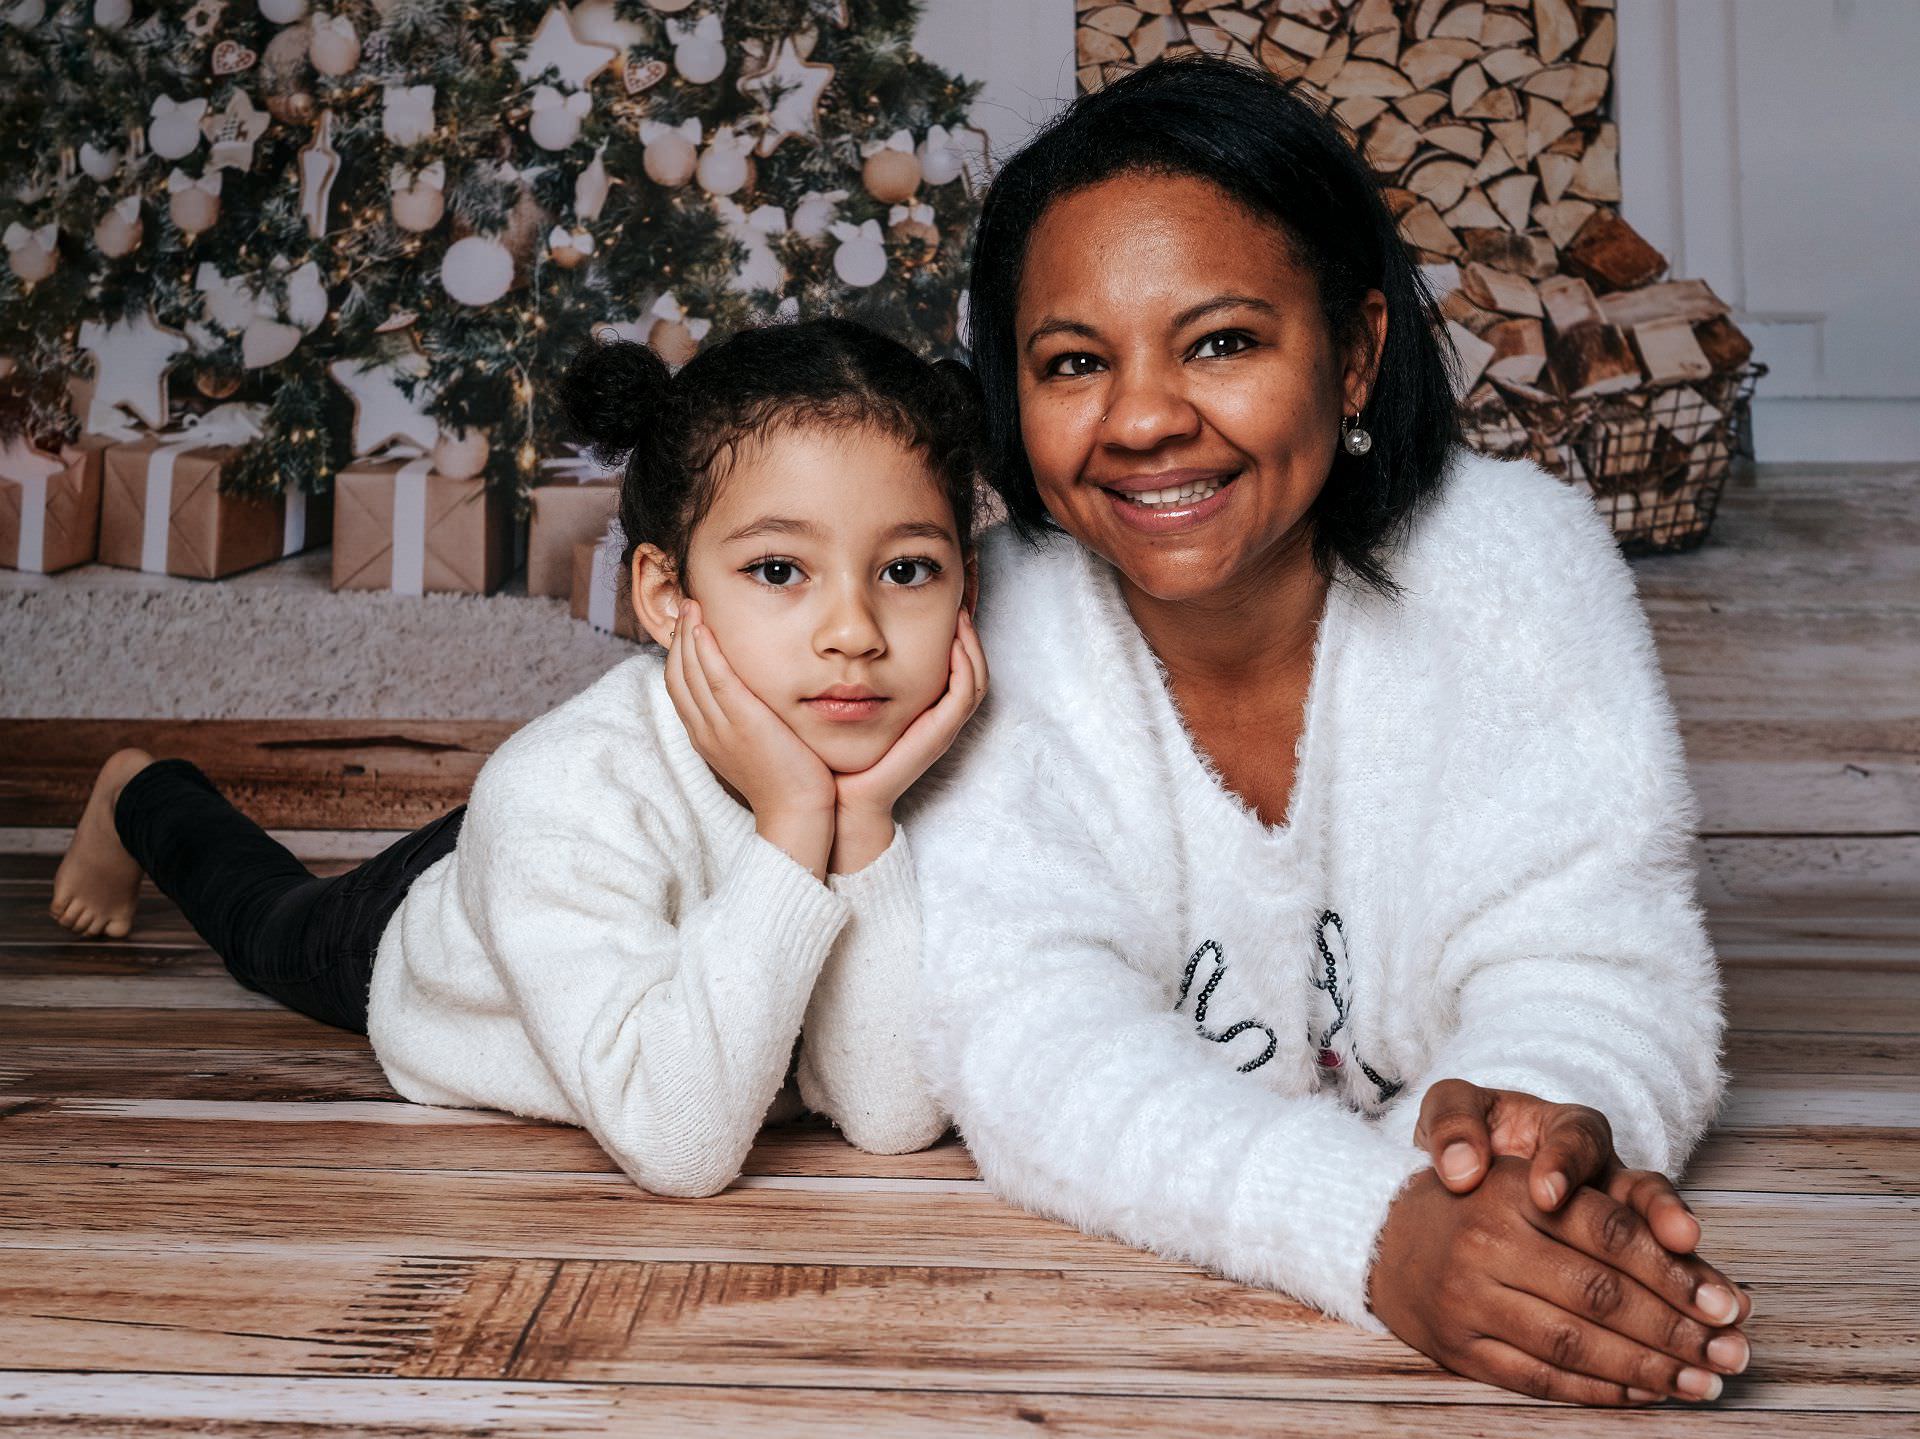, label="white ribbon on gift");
[137,403,268,573]
[0,436,66,573]
[540,443,621,485]
[587,516,627,633]
[362,442,435,597]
